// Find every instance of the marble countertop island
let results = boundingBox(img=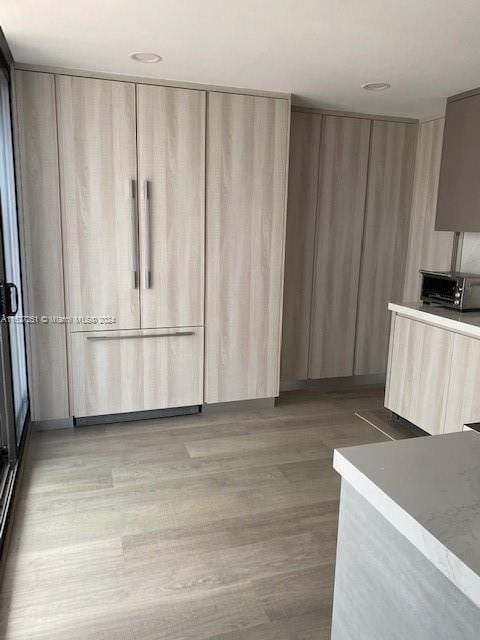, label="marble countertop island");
[333,431,480,608]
